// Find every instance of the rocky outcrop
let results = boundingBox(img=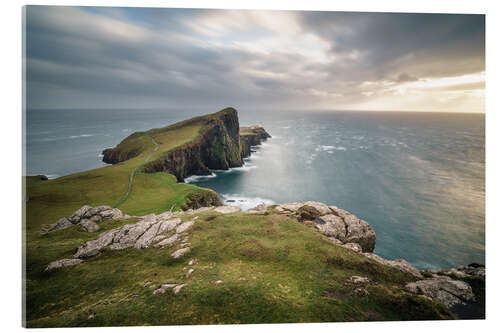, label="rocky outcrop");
[102,108,270,183]
[275,201,376,253]
[363,252,423,278]
[272,201,427,278]
[405,275,475,308]
[44,259,83,271]
[45,209,198,271]
[43,205,128,233]
[240,125,271,158]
